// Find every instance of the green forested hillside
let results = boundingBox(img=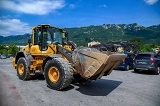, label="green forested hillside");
[0,34,30,45]
[0,23,160,46]
[67,23,160,46]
